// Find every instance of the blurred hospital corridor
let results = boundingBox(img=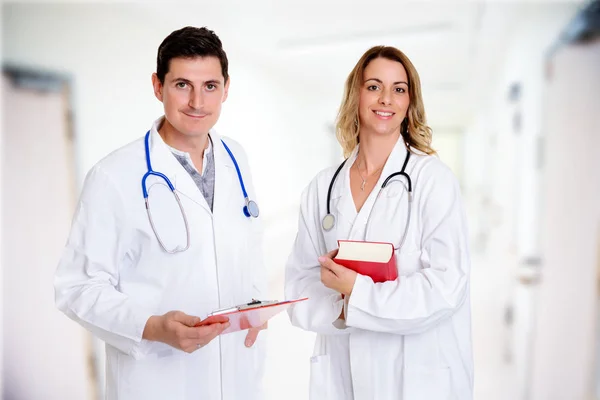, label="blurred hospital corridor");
[2,1,600,399]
